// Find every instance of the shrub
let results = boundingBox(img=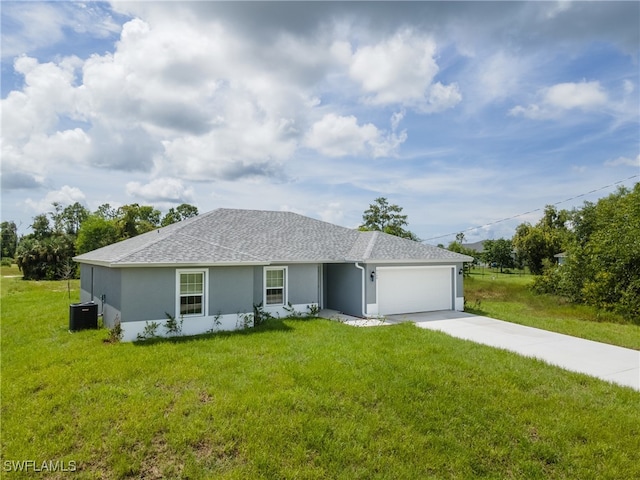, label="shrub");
[253,302,273,326]
[15,234,76,280]
[164,312,183,336]
[105,316,123,343]
[136,321,160,341]
[618,279,640,324]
